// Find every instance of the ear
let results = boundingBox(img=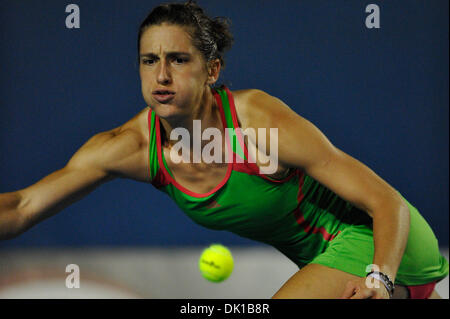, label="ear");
[206,59,221,85]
